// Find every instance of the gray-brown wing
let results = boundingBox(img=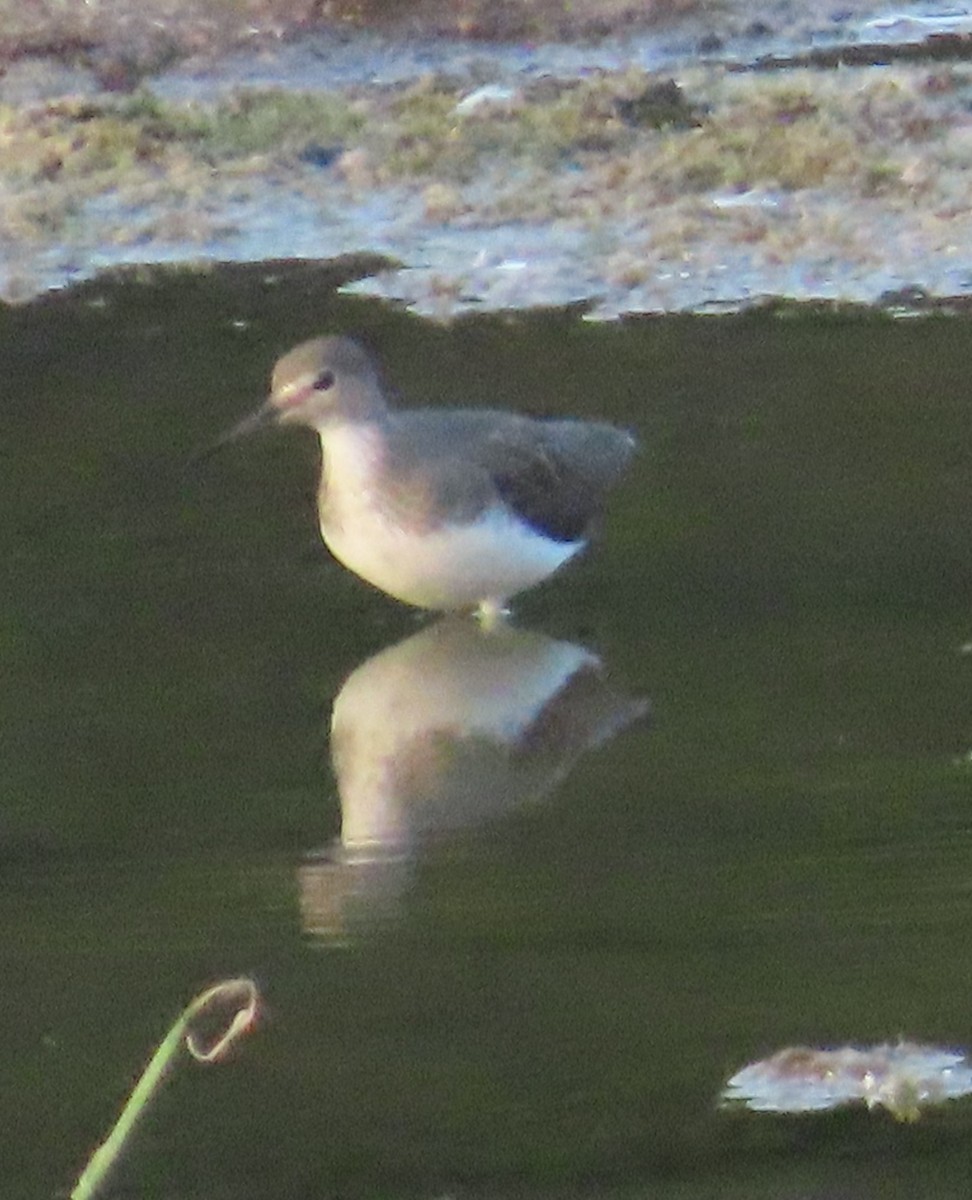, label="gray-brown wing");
[487,416,637,542]
[384,409,636,541]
